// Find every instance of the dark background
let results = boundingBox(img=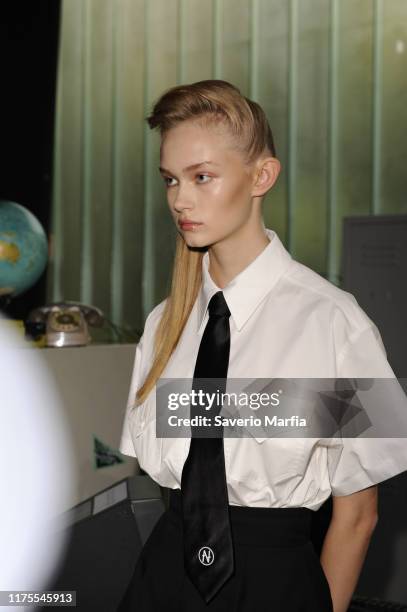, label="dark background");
[0,0,61,320]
